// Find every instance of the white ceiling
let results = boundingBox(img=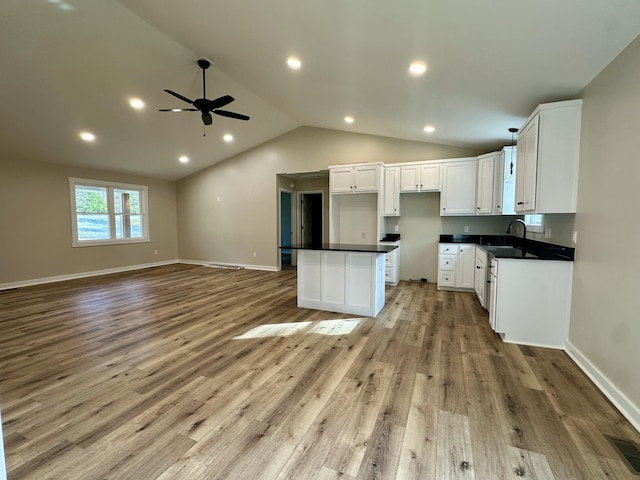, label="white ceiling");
[1,1,639,180]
